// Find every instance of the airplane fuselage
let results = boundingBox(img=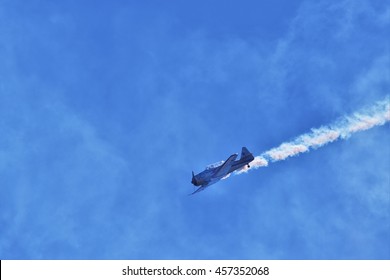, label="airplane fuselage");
[191,169,214,186]
[190,147,254,194]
